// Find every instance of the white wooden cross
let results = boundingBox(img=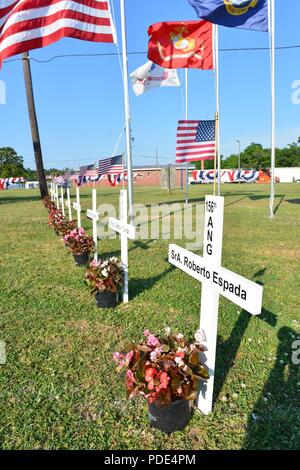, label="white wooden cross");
[56,184,60,209]
[72,186,81,228]
[109,190,136,303]
[54,183,59,209]
[60,186,65,216]
[65,188,73,221]
[168,195,263,415]
[87,188,99,261]
[50,182,54,201]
